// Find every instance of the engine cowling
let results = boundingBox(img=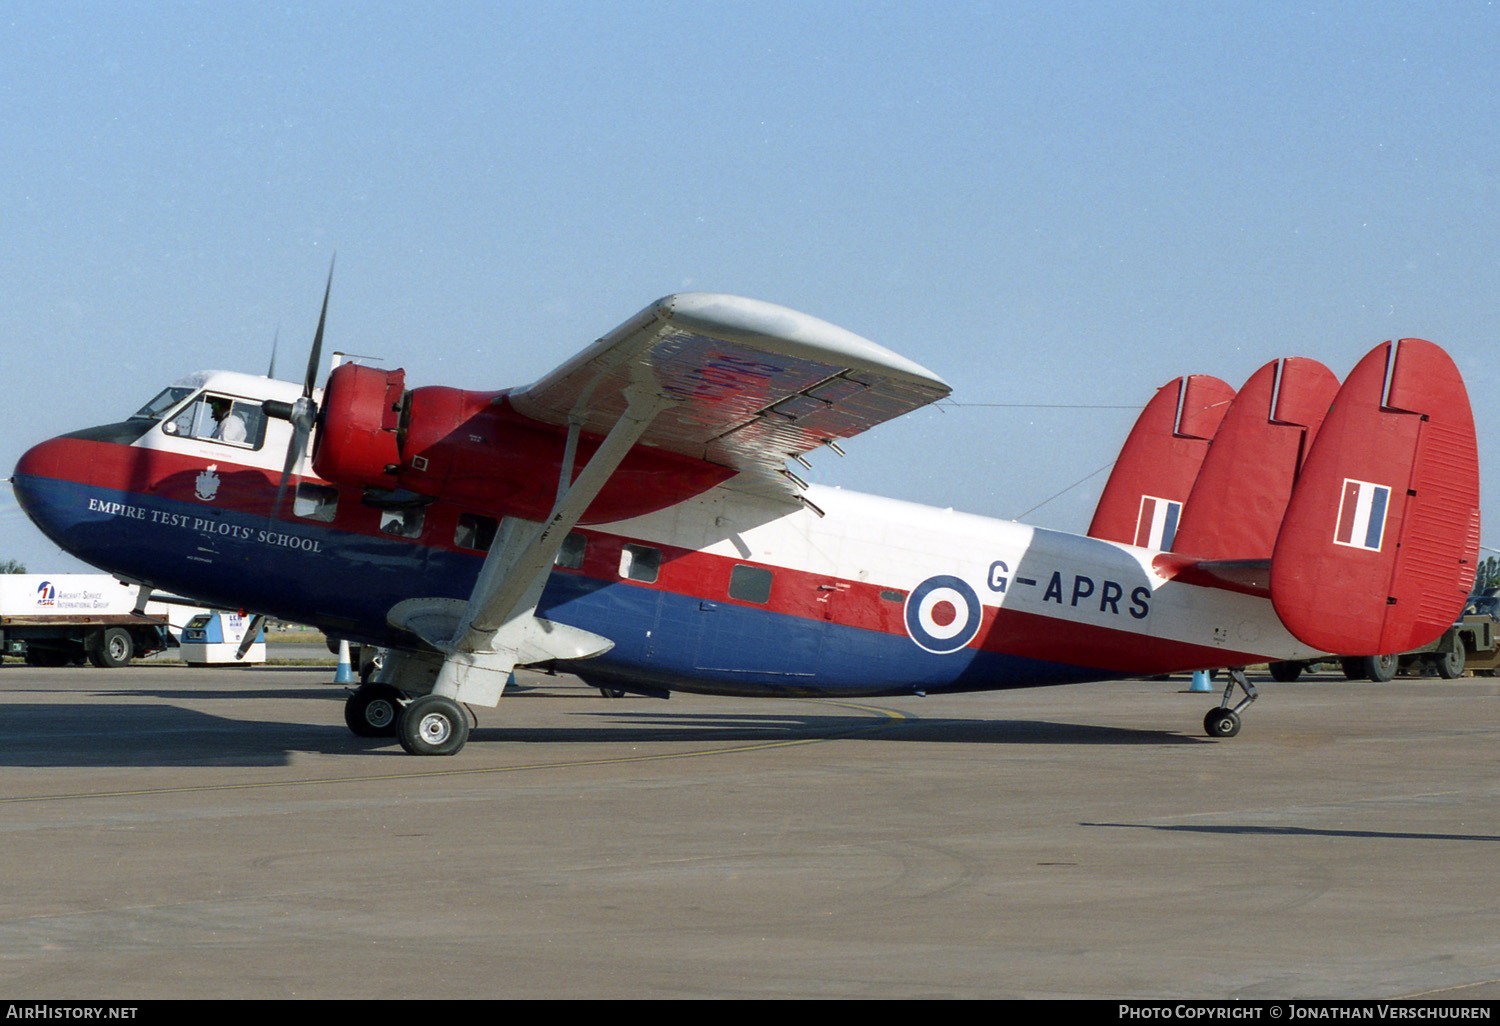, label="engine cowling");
[314,365,735,522]
[312,363,408,486]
